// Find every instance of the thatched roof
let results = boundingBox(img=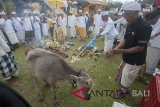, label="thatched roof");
[86,0,108,6]
[76,0,108,7]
